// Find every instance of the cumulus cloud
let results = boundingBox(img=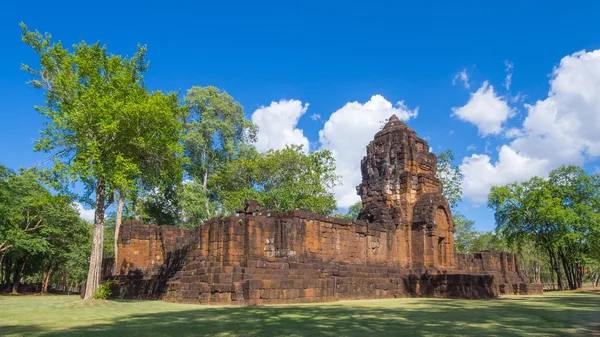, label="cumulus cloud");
[310,113,321,121]
[73,202,95,223]
[319,95,418,207]
[453,69,470,89]
[251,99,310,153]
[460,49,600,203]
[452,81,514,136]
[461,146,548,203]
[514,50,600,162]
